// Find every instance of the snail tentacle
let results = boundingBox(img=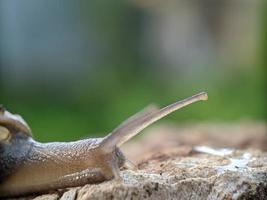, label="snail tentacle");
[100,92,208,153]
